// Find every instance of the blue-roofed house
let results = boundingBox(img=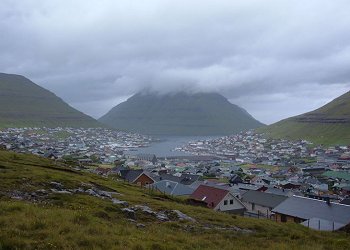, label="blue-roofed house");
[272,196,350,231]
[150,180,195,196]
